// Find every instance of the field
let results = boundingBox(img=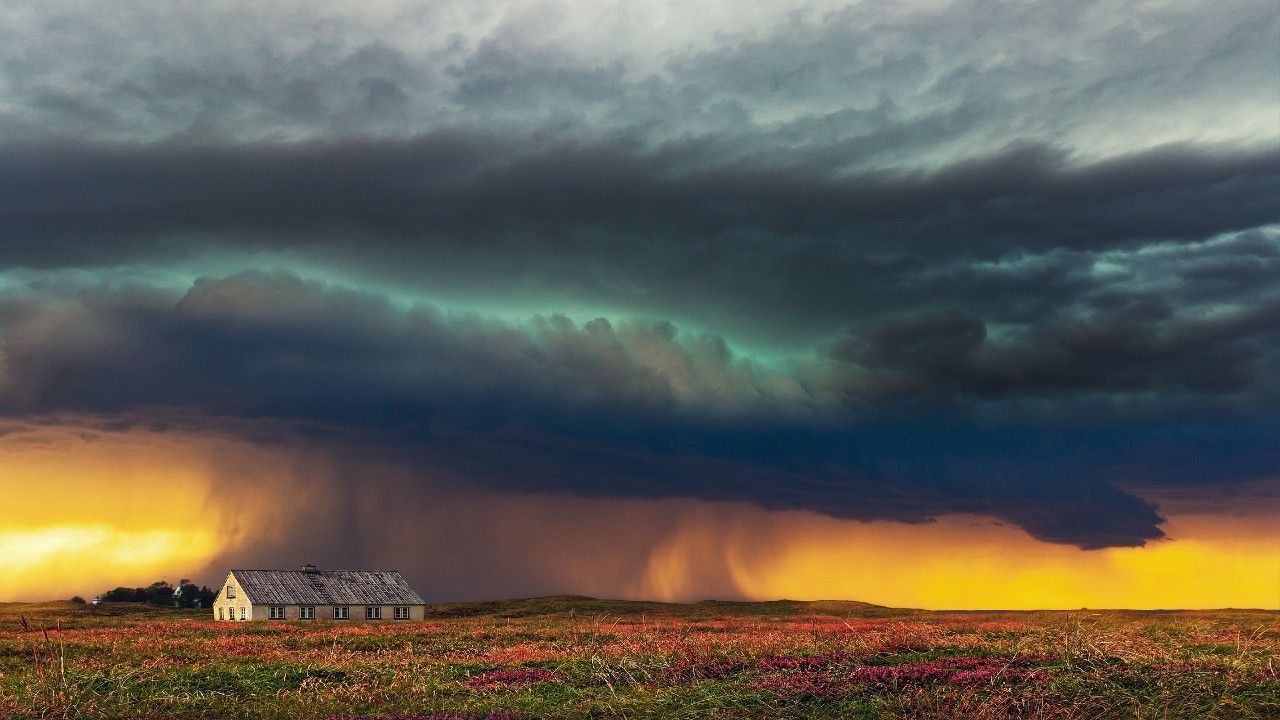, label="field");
[1,598,1277,719]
